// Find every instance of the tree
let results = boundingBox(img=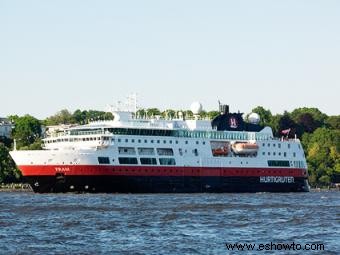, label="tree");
[162,109,176,119]
[290,107,327,126]
[325,115,340,130]
[251,106,272,126]
[277,112,297,138]
[85,110,113,122]
[207,111,220,120]
[136,109,146,118]
[0,143,21,183]
[269,114,282,137]
[0,136,13,148]
[302,128,340,187]
[72,109,87,124]
[296,113,319,134]
[44,109,76,125]
[12,115,42,149]
[146,108,161,117]
[184,110,193,119]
